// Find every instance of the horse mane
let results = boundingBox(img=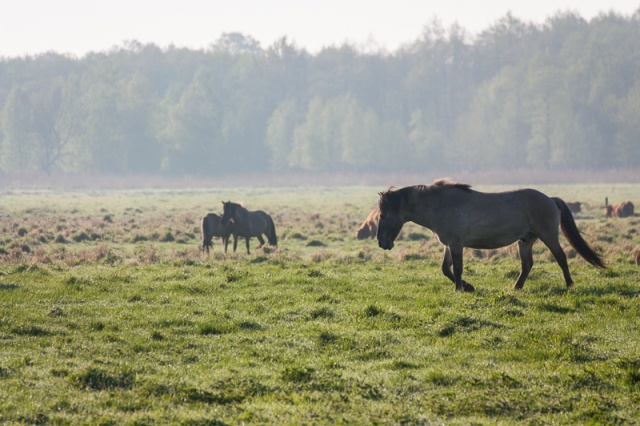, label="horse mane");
[425,178,471,193]
[379,178,471,210]
[223,200,245,209]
